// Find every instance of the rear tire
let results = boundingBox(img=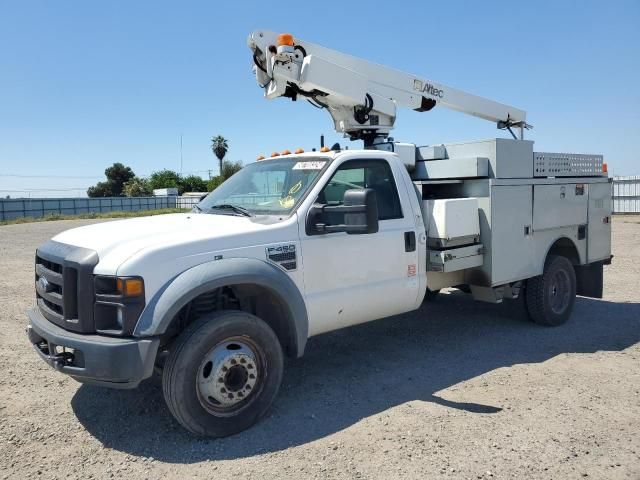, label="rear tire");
[162,310,283,437]
[525,255,576,326]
